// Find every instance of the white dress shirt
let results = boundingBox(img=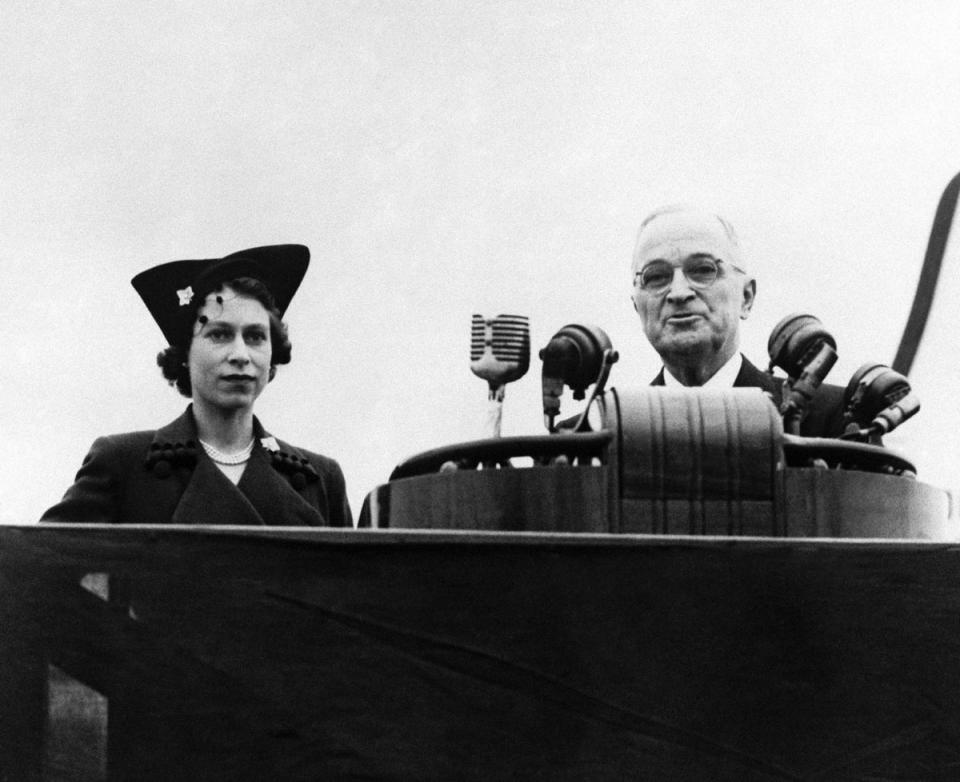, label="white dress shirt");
[661,352,744,388]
